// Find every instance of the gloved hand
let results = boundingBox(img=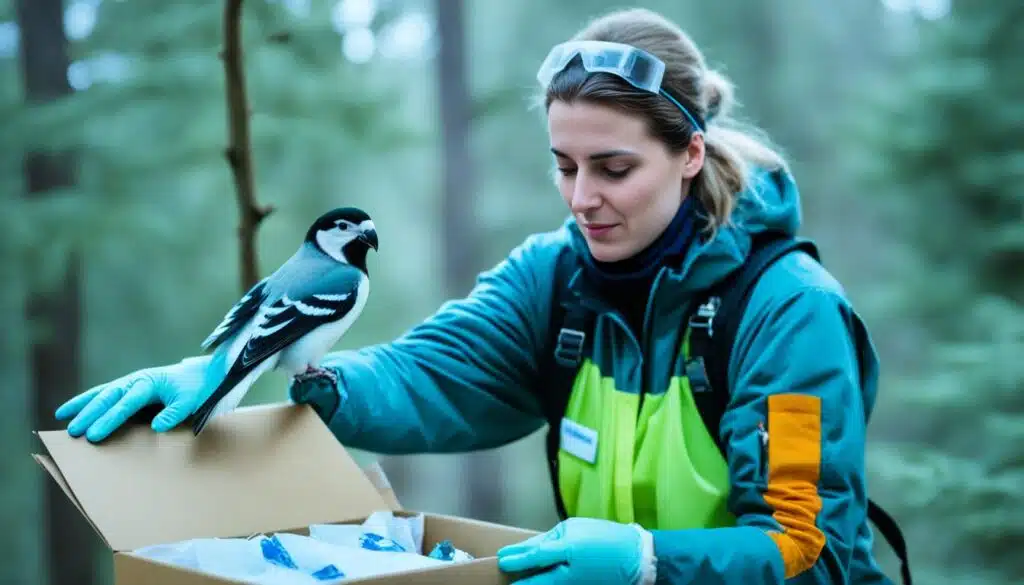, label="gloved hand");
[497,517,656,585]
[55,355,215,443]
